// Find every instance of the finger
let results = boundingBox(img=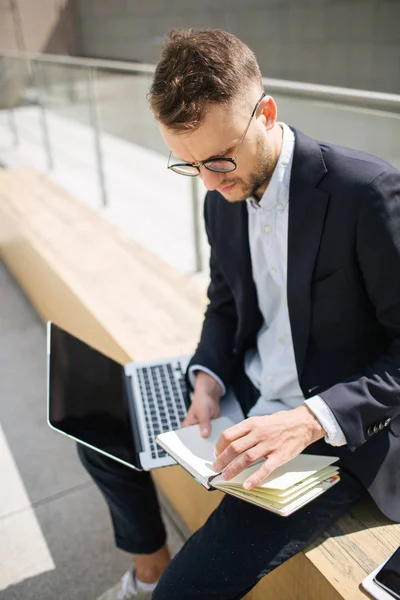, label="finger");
[181,409,199,428]
[218,442,267,480]
[212,432,257,472]
[214,419,253,458]
[243,453,283,490]
[181,416,197,428]
[198,409,212,437]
